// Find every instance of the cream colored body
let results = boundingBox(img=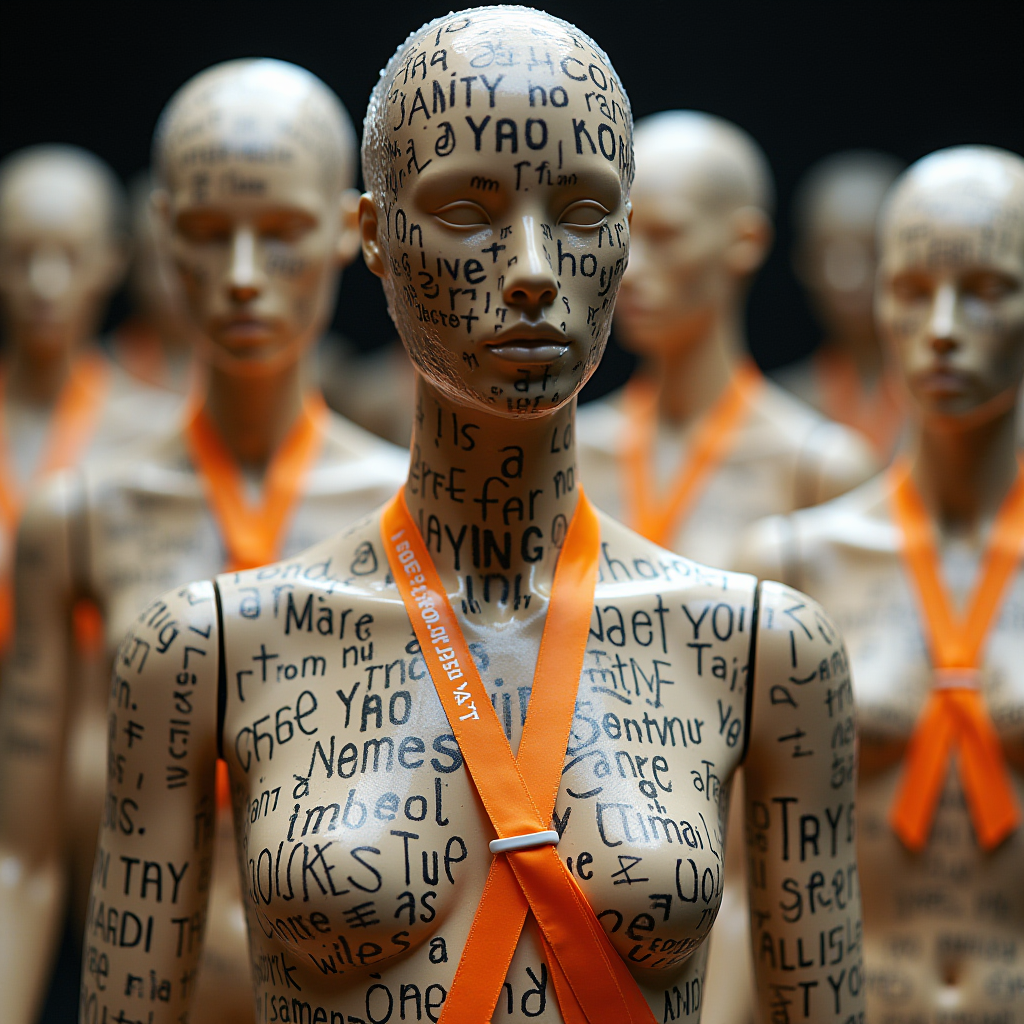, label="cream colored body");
[2,416,404,1021]
[740,474,1024,1017]
[578,376,875,569]
[84,475,862,1023]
